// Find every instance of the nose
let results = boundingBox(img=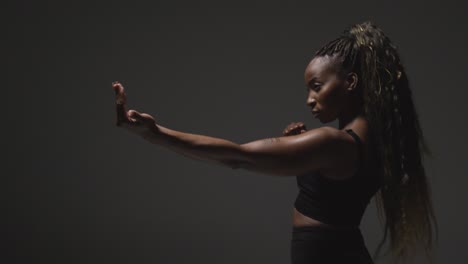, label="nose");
[306,93,316,107]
